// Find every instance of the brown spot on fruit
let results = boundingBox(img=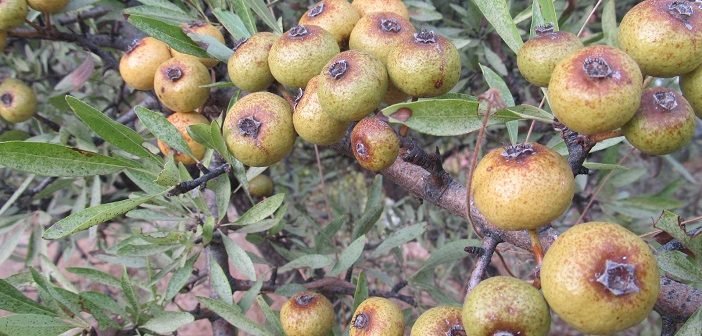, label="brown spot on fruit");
[237,116,262,138]
[289,25,309,37]
[352,312,369,329]
[583,57,613,79]
[1,93,12,106]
